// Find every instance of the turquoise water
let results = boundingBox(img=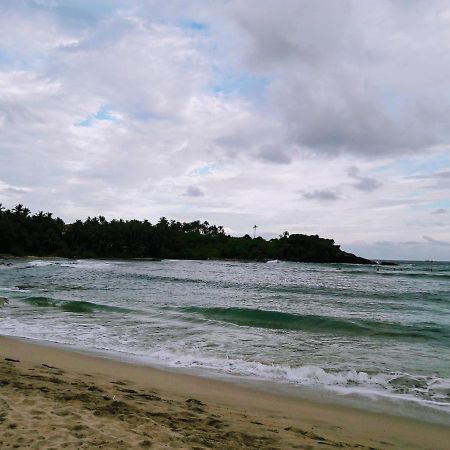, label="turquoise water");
[1,258,449,423]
